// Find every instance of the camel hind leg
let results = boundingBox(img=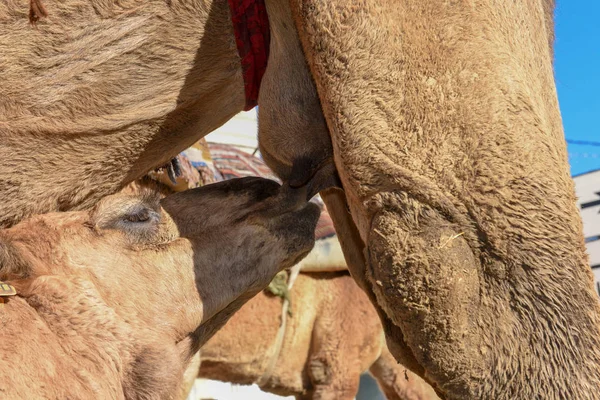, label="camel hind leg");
[304,354,360,400]
[369,346,441,400]
[302,292,362,400]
